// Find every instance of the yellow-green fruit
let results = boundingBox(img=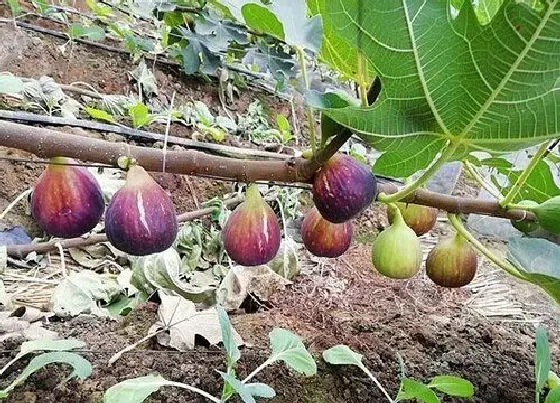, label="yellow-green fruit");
[372,207,422,279]
[510,200,539,233]
[387,202,438,236]
[533,196,560,234]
